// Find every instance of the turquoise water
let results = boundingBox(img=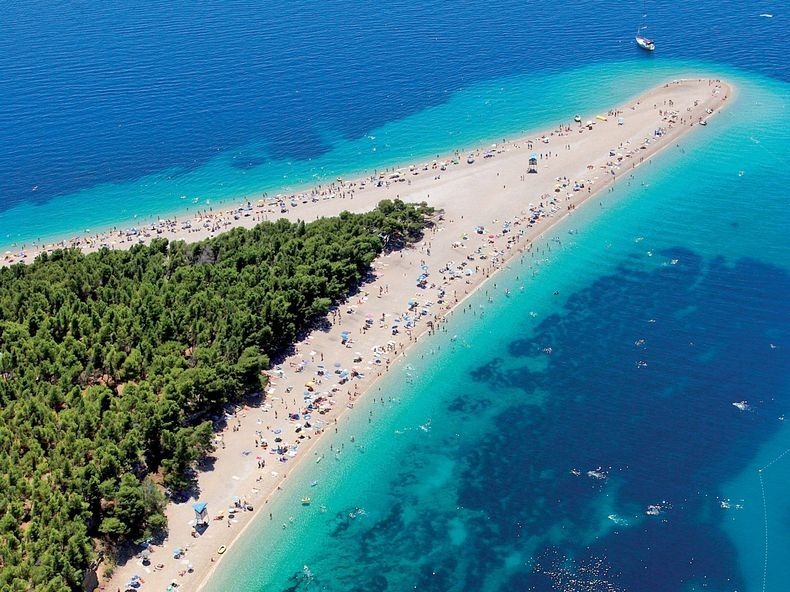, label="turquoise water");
[0,60,750,250]
[3,0,786,250]
[207,67,790,591]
